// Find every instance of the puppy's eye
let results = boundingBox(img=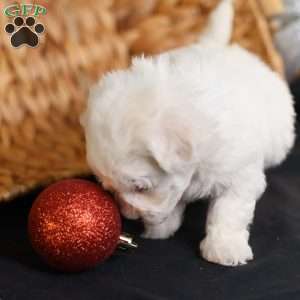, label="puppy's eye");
[131,178,152,193]
[134,184,149,193]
